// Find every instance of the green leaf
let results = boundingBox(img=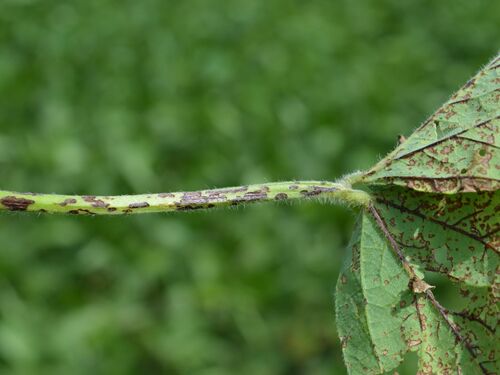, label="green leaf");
[410,288,496,374]
[336,198,498,374]
[371,186,498,288]
[360,53,500,193]
[337,54,499,374]
[335,213,415,374]
[370,187,498,373]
